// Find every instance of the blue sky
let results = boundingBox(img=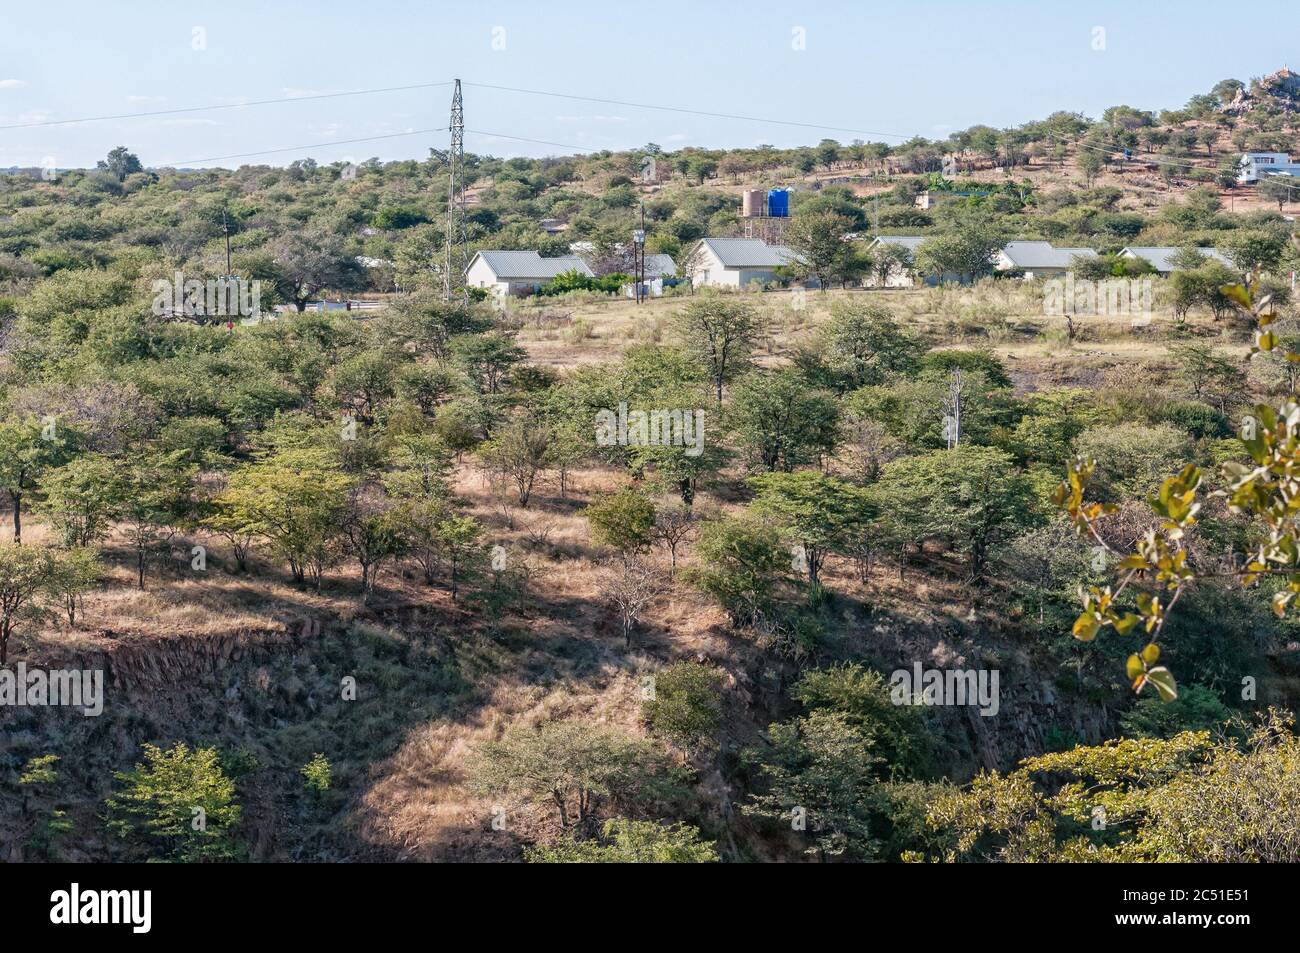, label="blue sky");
[0,0,1295,169]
